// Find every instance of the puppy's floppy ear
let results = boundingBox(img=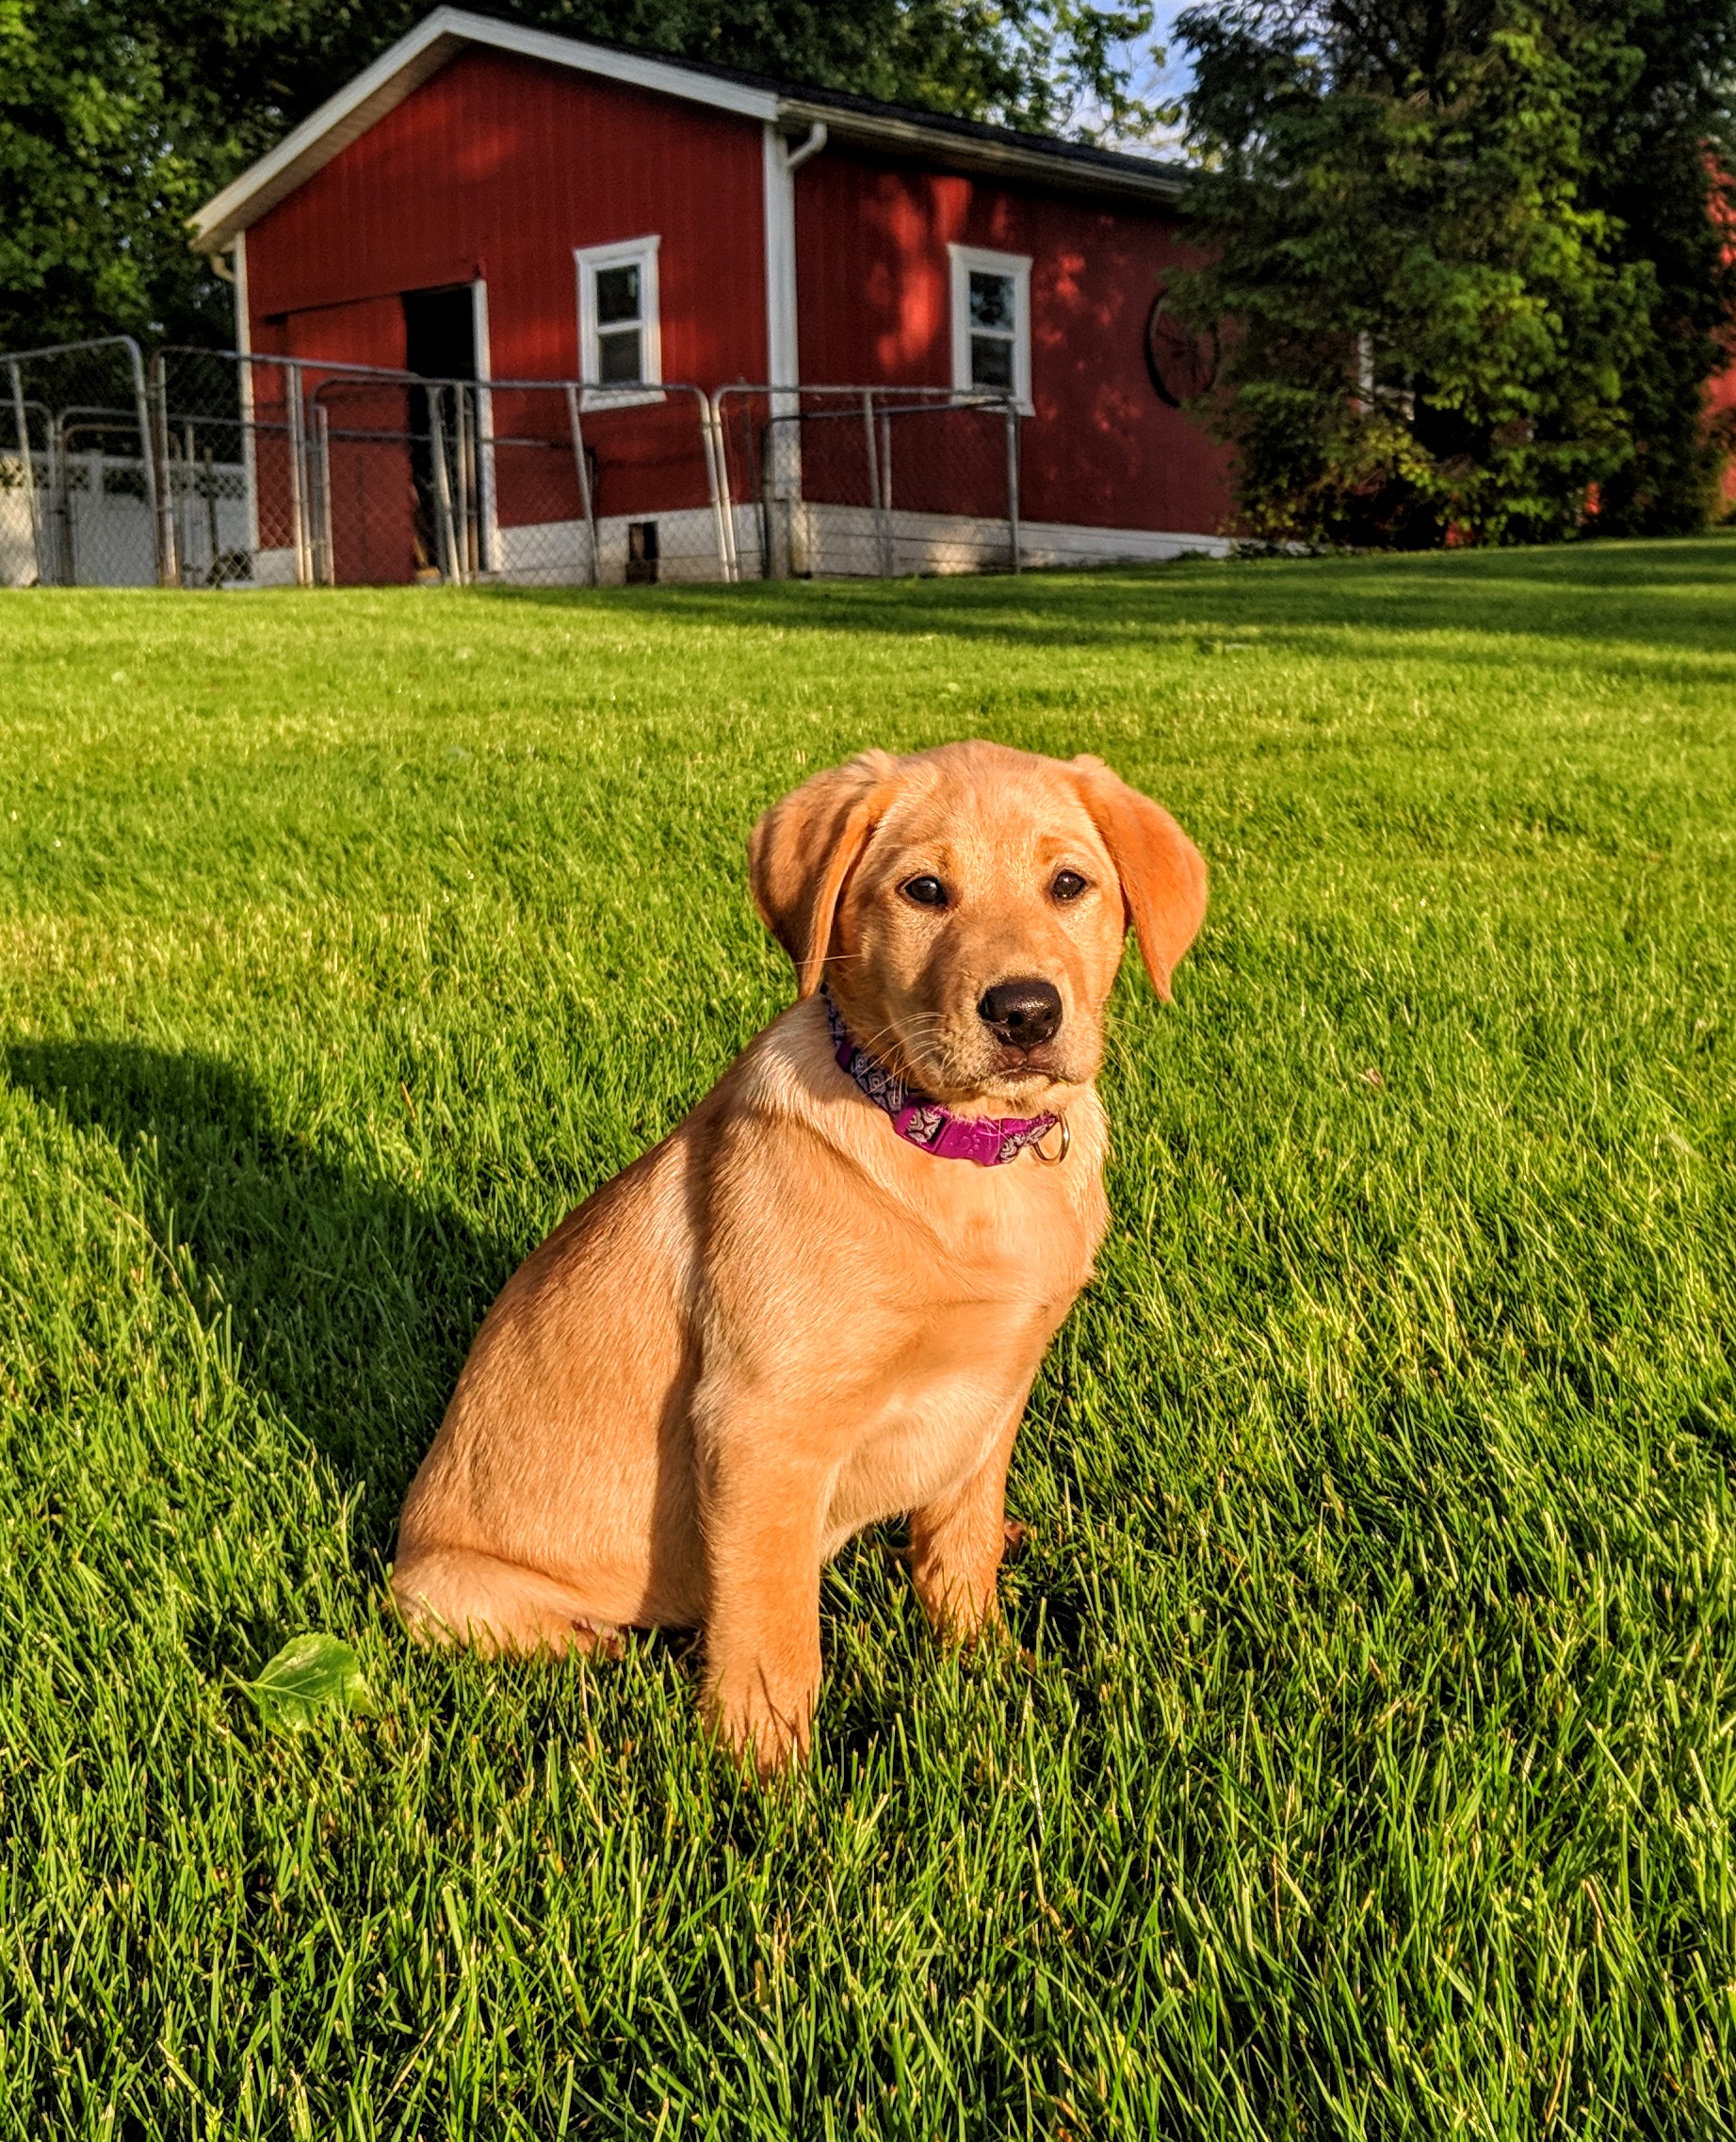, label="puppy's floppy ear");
[749,751,900,998]
[1070,755,1208,1001]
